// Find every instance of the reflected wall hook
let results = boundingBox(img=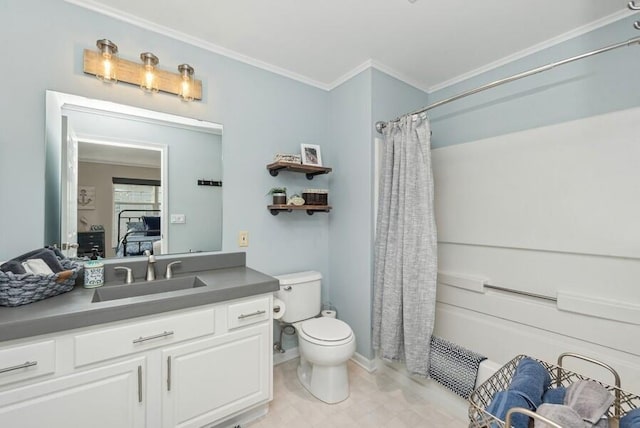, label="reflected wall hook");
[629,1,640,10]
